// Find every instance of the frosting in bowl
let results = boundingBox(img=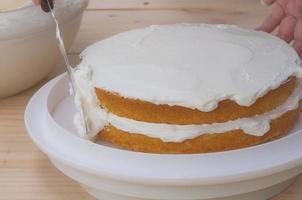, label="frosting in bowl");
[0,0,88,40]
